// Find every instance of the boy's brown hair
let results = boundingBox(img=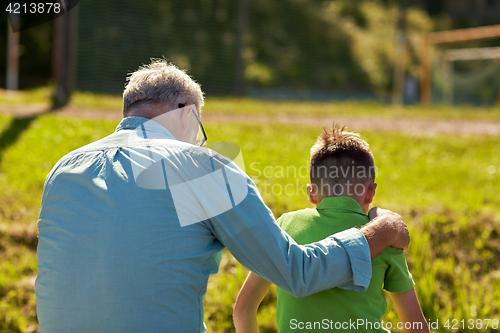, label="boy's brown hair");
[310,123,375,196]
